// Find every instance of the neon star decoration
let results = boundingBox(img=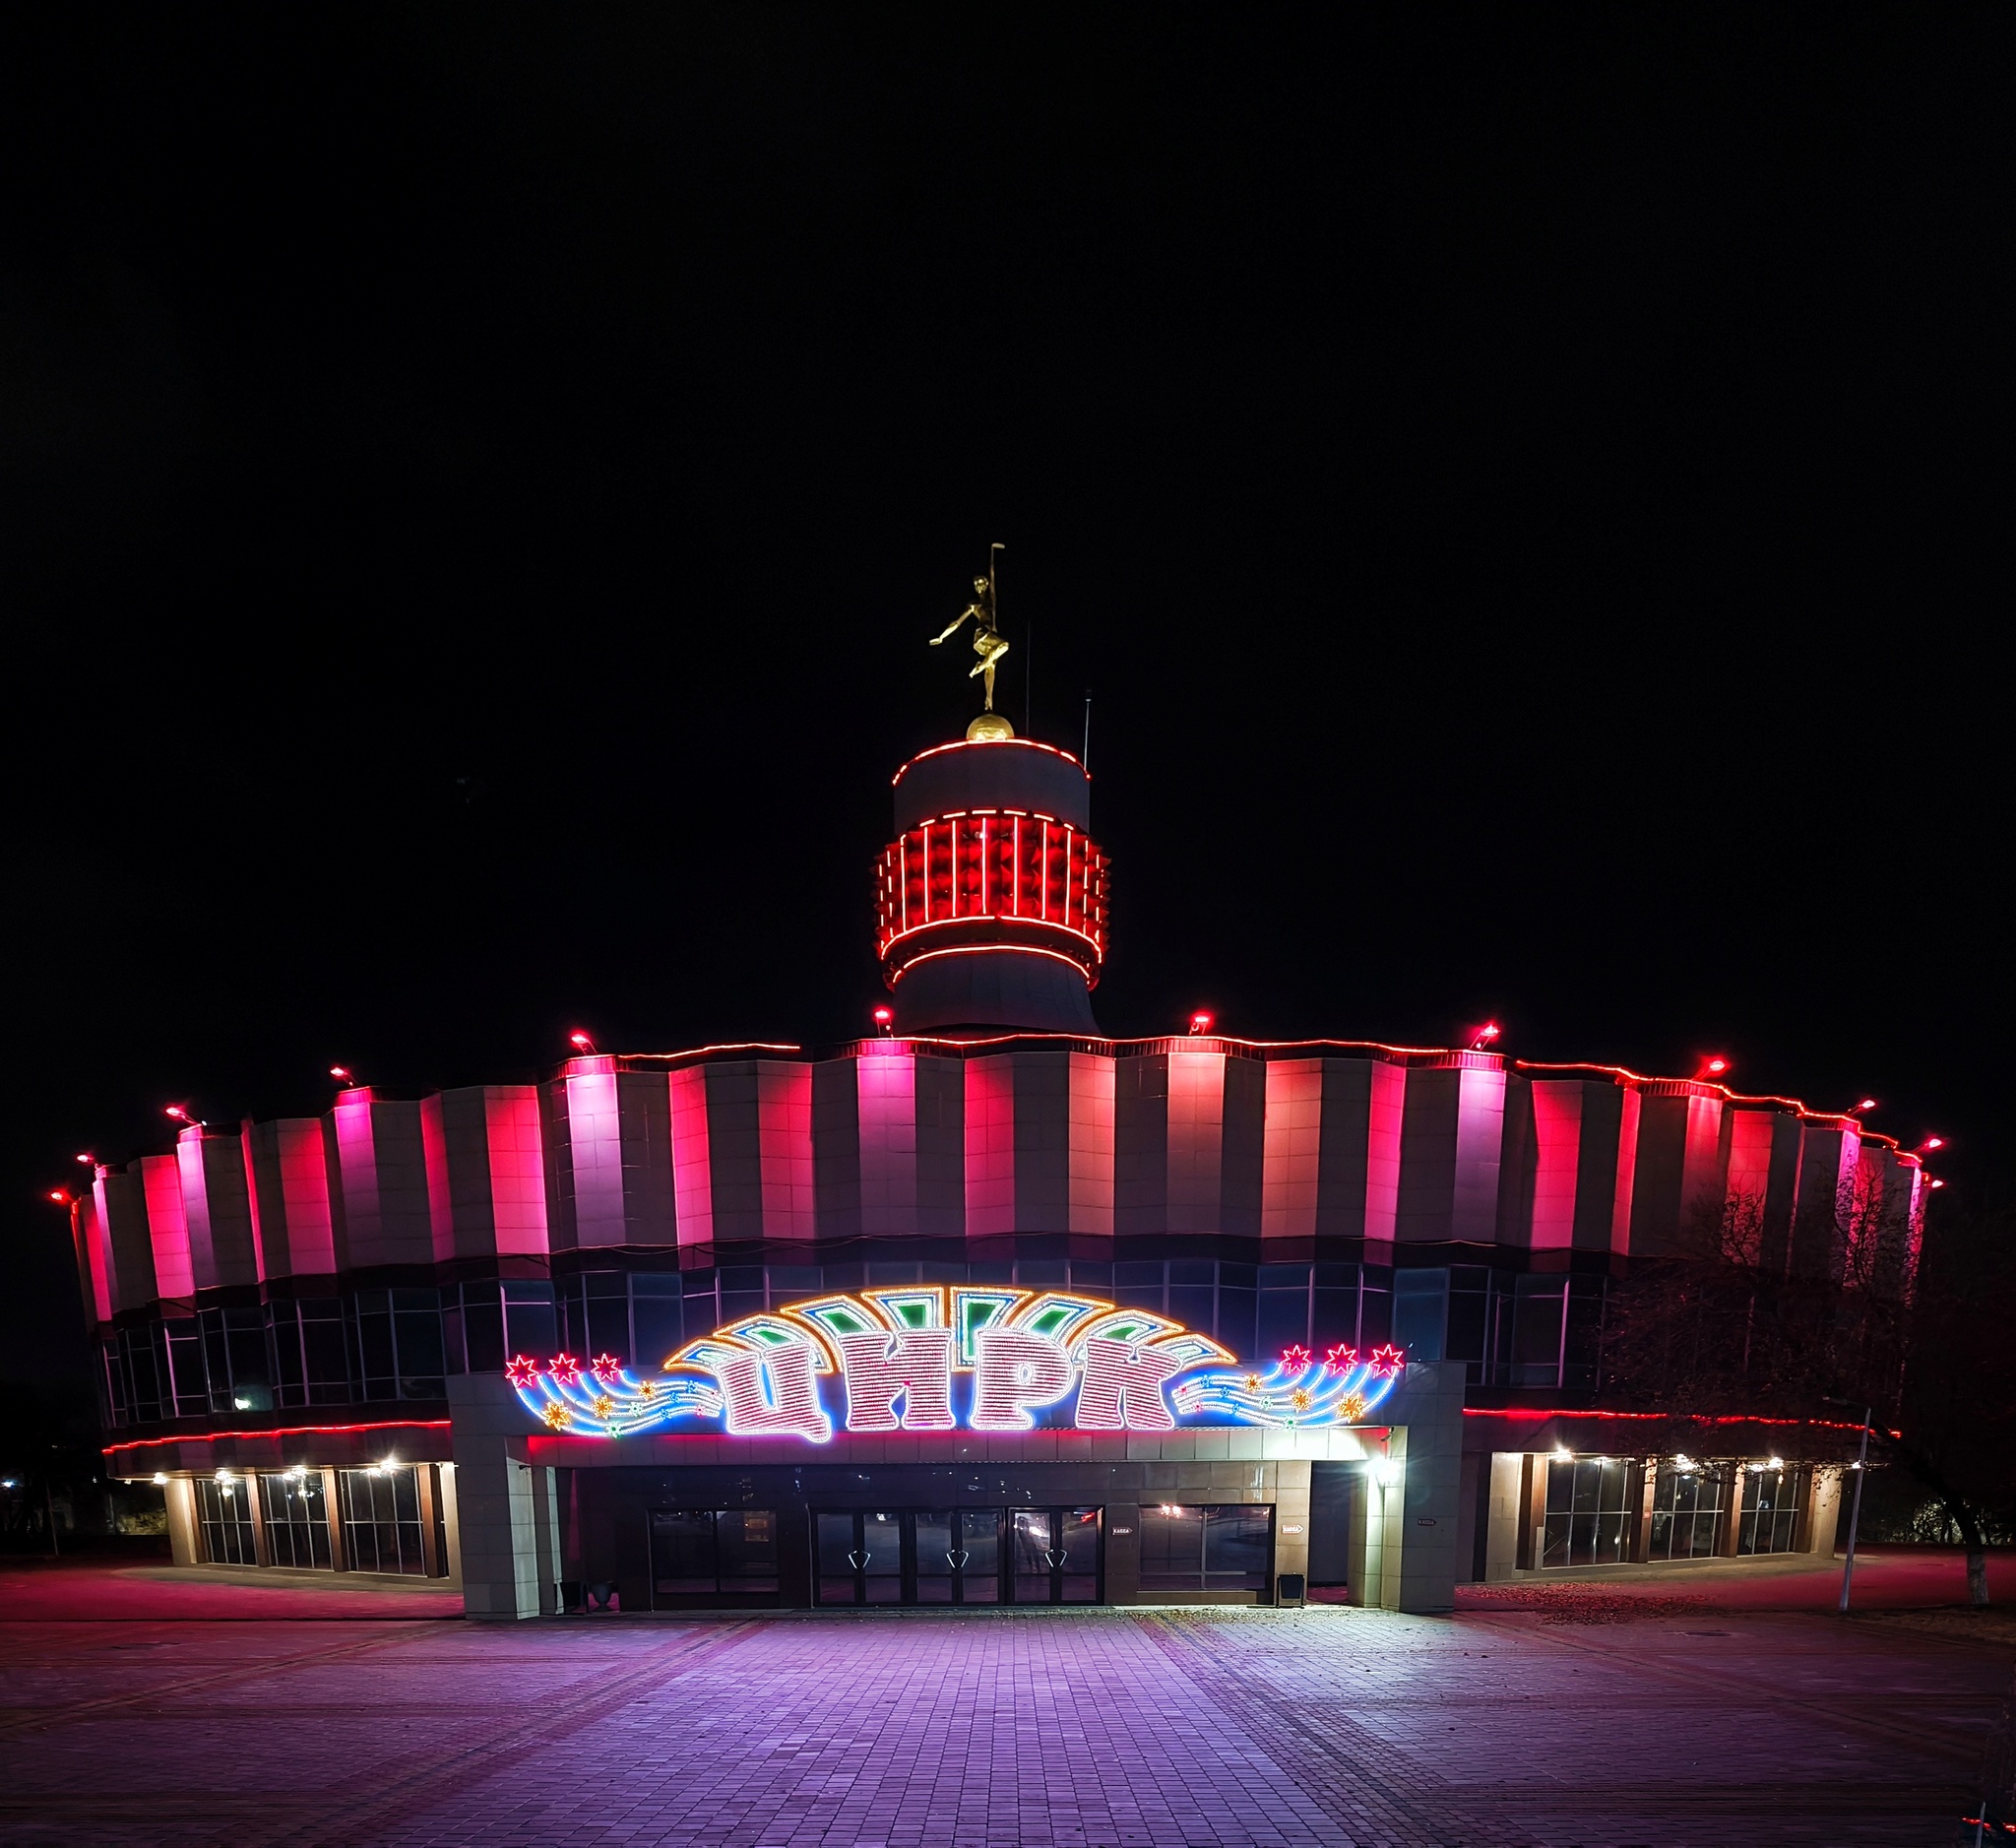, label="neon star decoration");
[504,1292,1407,1442]
[1170,1343,1403,1431]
